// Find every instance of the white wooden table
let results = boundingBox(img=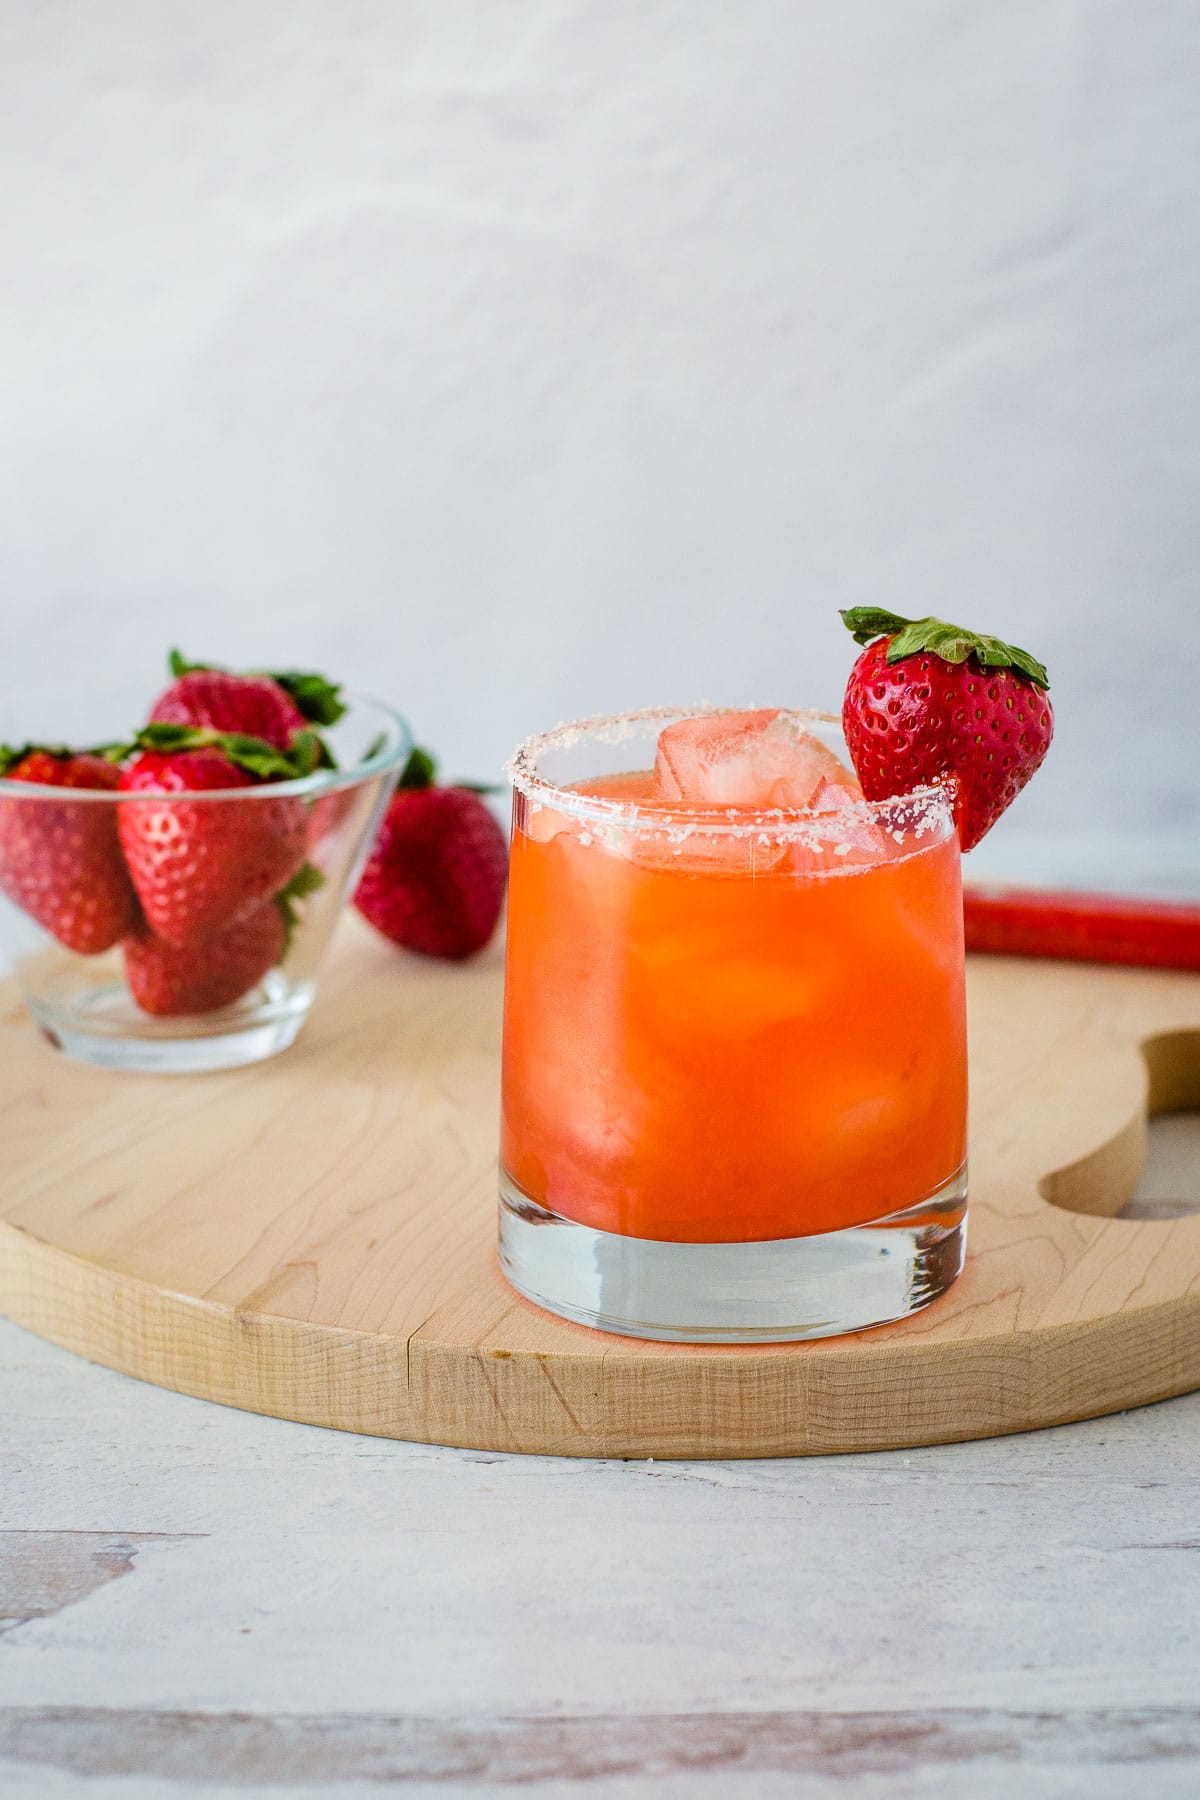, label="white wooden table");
[3,1292,1200,1799]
